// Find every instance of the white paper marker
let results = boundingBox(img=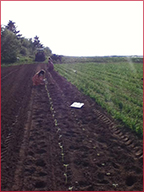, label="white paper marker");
[70,102,84,108]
